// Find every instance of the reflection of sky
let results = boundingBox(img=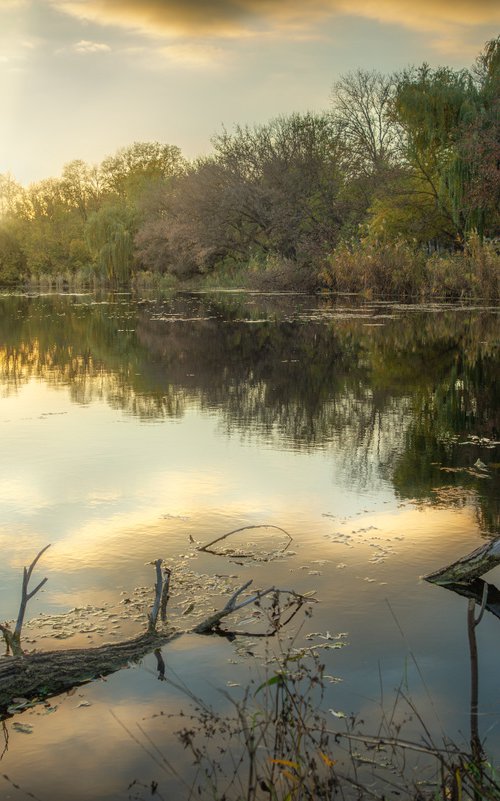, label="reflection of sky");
[1,318,500,799]
[0,375,395,585]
